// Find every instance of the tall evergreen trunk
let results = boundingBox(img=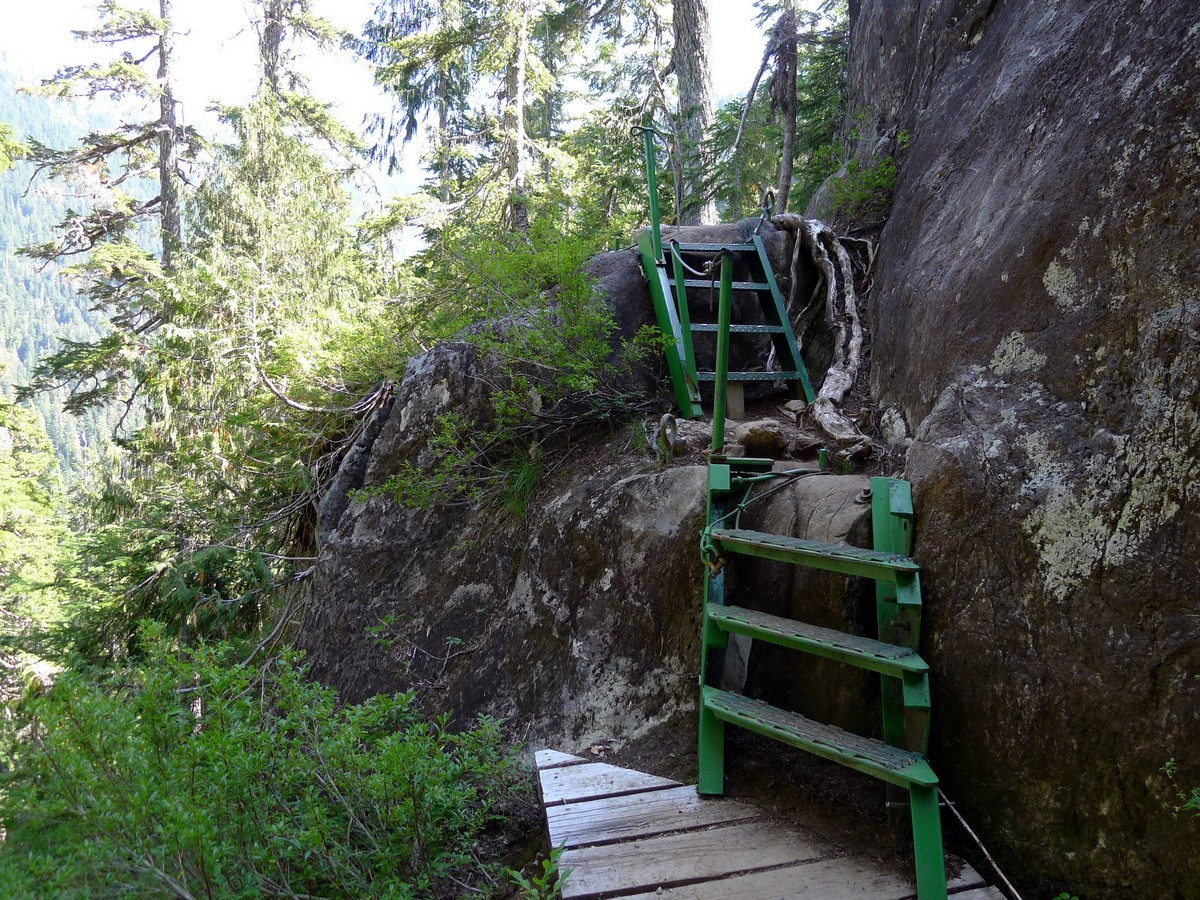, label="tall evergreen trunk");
[158,0,180,275]
[773,6,798,214]
[261,0,285,94]
[437,80,451,203]
[542,18,557,185]
[672,0,716,225]
[505,0,531,232]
